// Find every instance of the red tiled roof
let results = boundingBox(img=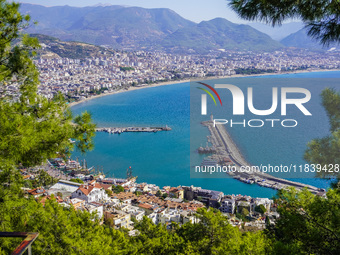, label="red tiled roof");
[78,183,102,196]
[138,203,153,210]
[39,195,63,205]
[27,188,45,196]
[99,183,112,190]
